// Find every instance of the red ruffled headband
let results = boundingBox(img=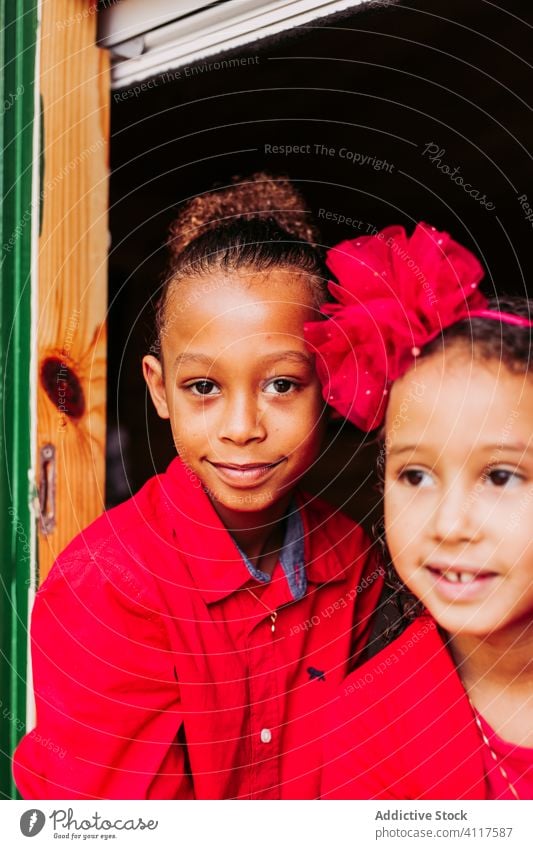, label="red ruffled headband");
[304,222,533,431]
